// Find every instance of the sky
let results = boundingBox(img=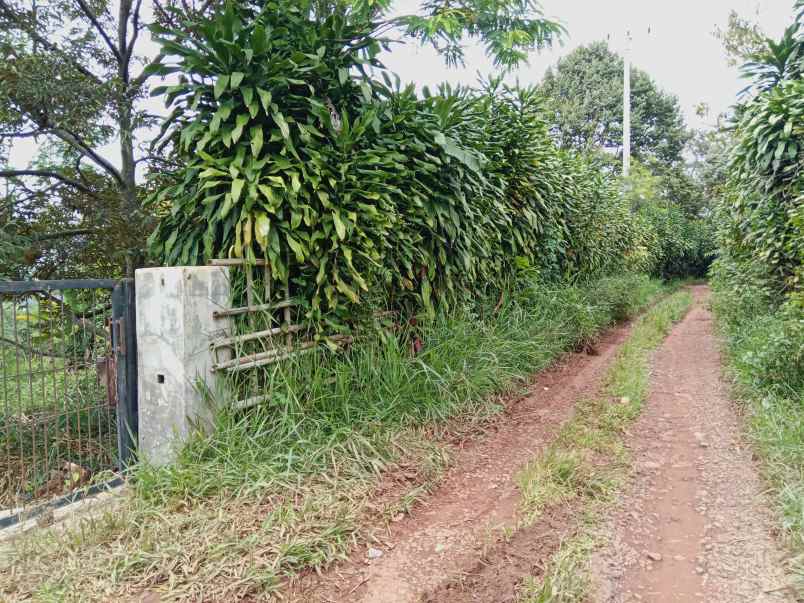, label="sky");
[382,0,792,130]
[6,0,796,170]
